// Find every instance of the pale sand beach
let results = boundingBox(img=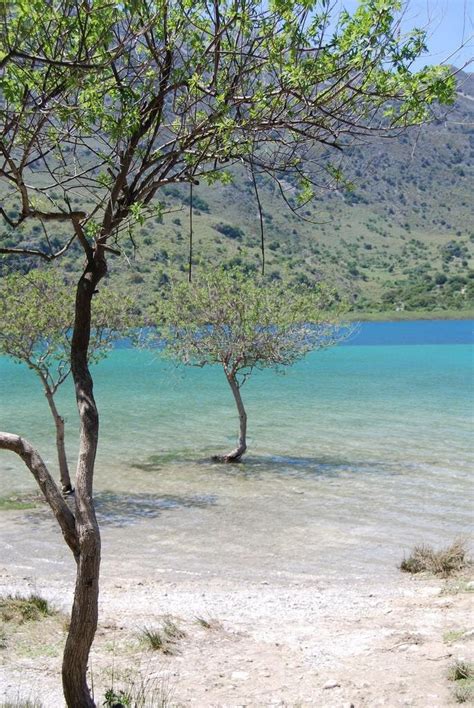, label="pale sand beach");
[0,557,473,706]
